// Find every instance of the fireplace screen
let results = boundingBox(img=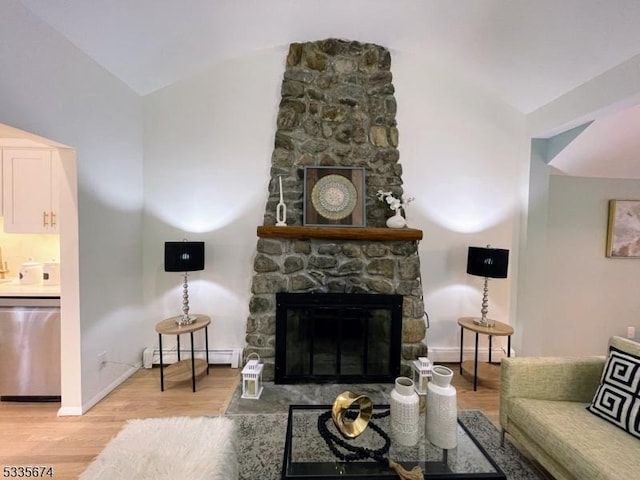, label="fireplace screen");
[275,293,402,384]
